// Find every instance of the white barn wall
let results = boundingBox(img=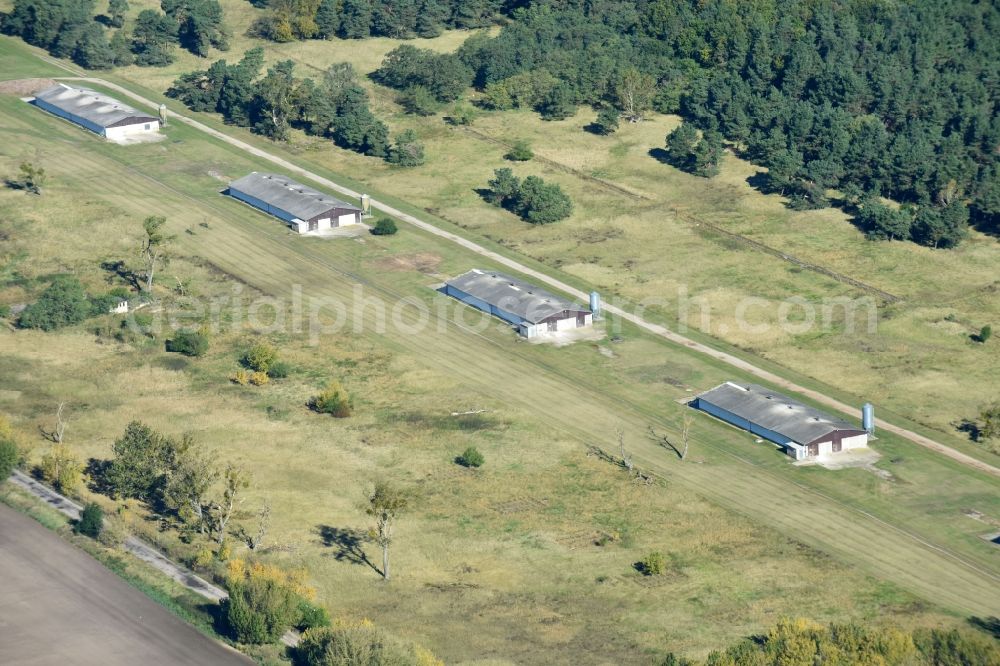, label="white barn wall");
[840,433,869,450]
[105,122,159,140]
